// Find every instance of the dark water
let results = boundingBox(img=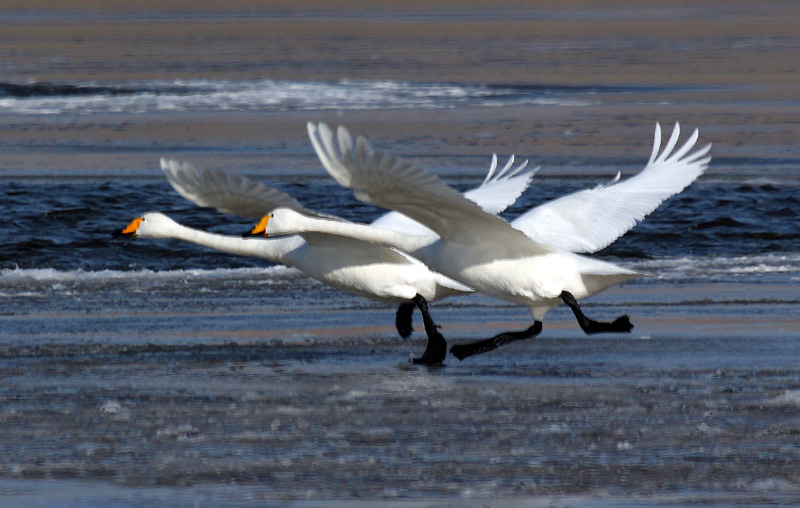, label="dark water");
[1,171,798,272]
